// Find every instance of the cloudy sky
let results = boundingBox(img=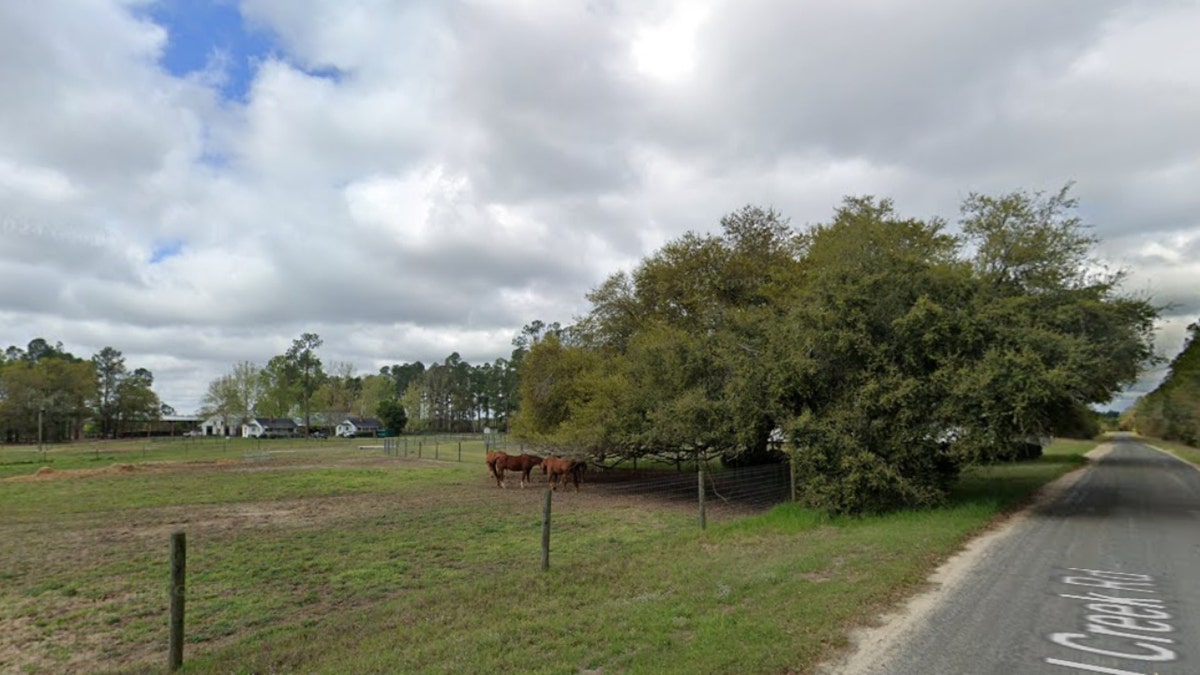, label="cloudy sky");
[1,0,1197,414]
